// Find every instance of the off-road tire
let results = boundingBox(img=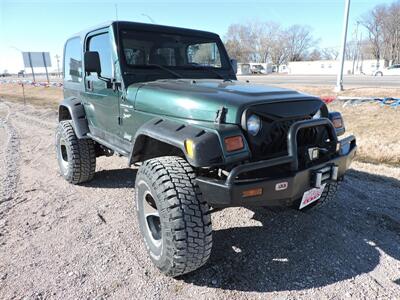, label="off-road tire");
[135,156,212,277]
[55,120,96,184]
[302,182,339,211]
